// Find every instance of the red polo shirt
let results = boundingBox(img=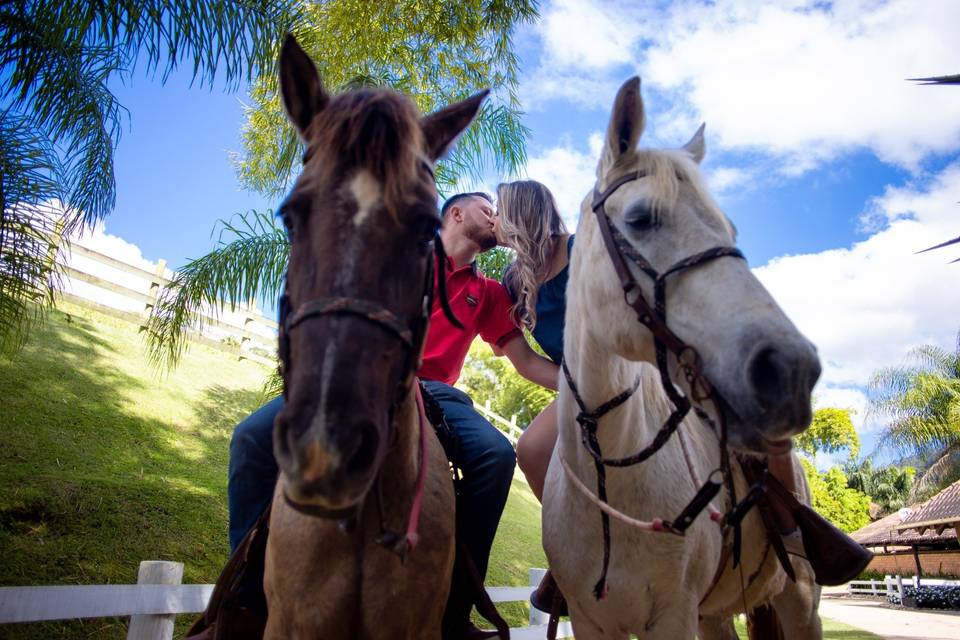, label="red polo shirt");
[418,256,522,385]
